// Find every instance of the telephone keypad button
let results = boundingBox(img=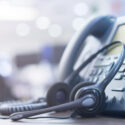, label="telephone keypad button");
[114,74,122,80]
[114,56,118,59]
[88,77,94,82]
[92,77,99,83]
[98,75,106,82]
[98,57,104,61]
[112,87,125,92]
[123,60,125,65]
[103,63,114,74]
[105,96,108,101]
[120,97,124,104]
[112,97,116,104]
[97,69,103,75]
[90,69,98,76]
[119,65,125,72]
